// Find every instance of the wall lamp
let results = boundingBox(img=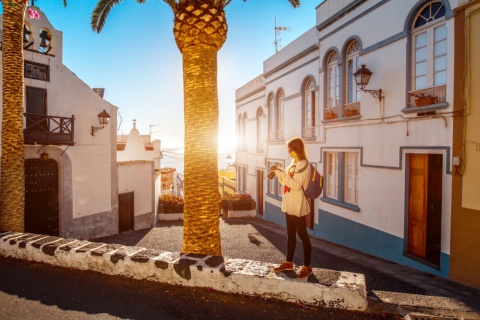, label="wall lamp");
[91,110,111,136]
[354,64,383,102]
